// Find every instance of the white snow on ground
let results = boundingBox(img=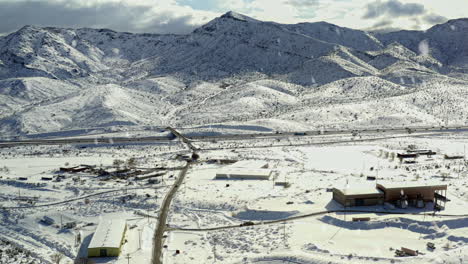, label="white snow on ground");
[0,142,187,263]
[1,132,468,263]
[162,133,468,264]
